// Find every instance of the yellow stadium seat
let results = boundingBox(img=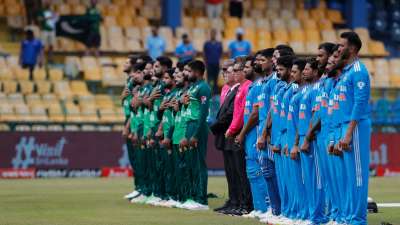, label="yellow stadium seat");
[210,18,225,30]
[296,9,309,20]
[103,16,117,27]
[273,30,289,43]
[53,81,72,99]
[71,4,86,14]
[225,17,240,29]
[287,19,301,30]
[0,104,15,122]
[8,93,25,106]
[272,39,288,47]
[48,68,63,81]
[256,18,271,31]
[265,9,280,20]
[389,58,400,87]
[373,59,390,87]
[99,108,116,122]
[305,30,321,42]
[3,80,17,93]
[310,8,325,21]
[104,5,119,16]
[56,4,71,15]
[327,9,344,24]
[129,0,143,8]
[84,67,102,81]
[26,94,42,106]
[253,0,267,10]
[71,81,90,95]
[318,19,333,30]
[182,16,194,28]
[257,29,272,41]
[305,41,319,54]
[195,17,210,29]
[36,81,52,94]
[48,104,65,122]
[134,17,149,27]
[30,105,48,122]
[81,107,99,122]
[290,29,305,42]
[82,56,99,69]
[0,68,13,80]
[271,18,286,31]
[289,41,306,54]
[19,81,34,94]
[33,68,47,80]
[65,103,82,122]
[361,58,375,75]
[369,41,388,56]
[117,15,133,28]
[125,26,142,40]
[241,17,255,28]
[280,9,294,21]
[14,68,30,80]
[140,5,155,19]
[302,19,318,30]
[321,30,337,43]
[96,95,114,108]
[15,104,31,122]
